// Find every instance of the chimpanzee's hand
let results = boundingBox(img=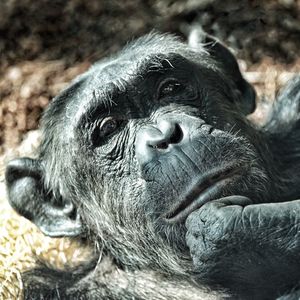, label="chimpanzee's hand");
[185,196,300,299]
